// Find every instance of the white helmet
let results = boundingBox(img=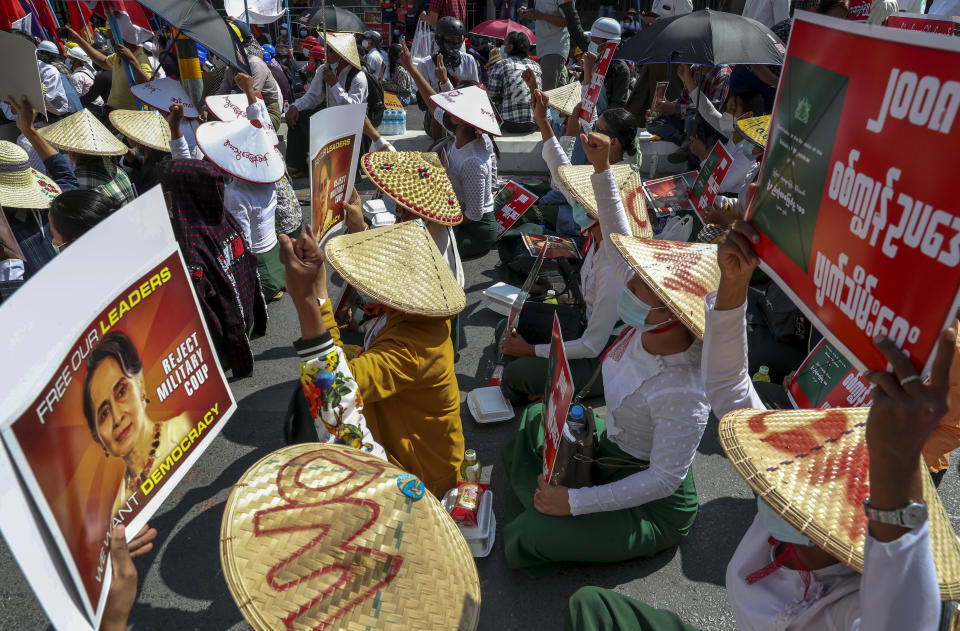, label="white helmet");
[67,47,92,65]
[36,40,59,54]
[587,17,622,43]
